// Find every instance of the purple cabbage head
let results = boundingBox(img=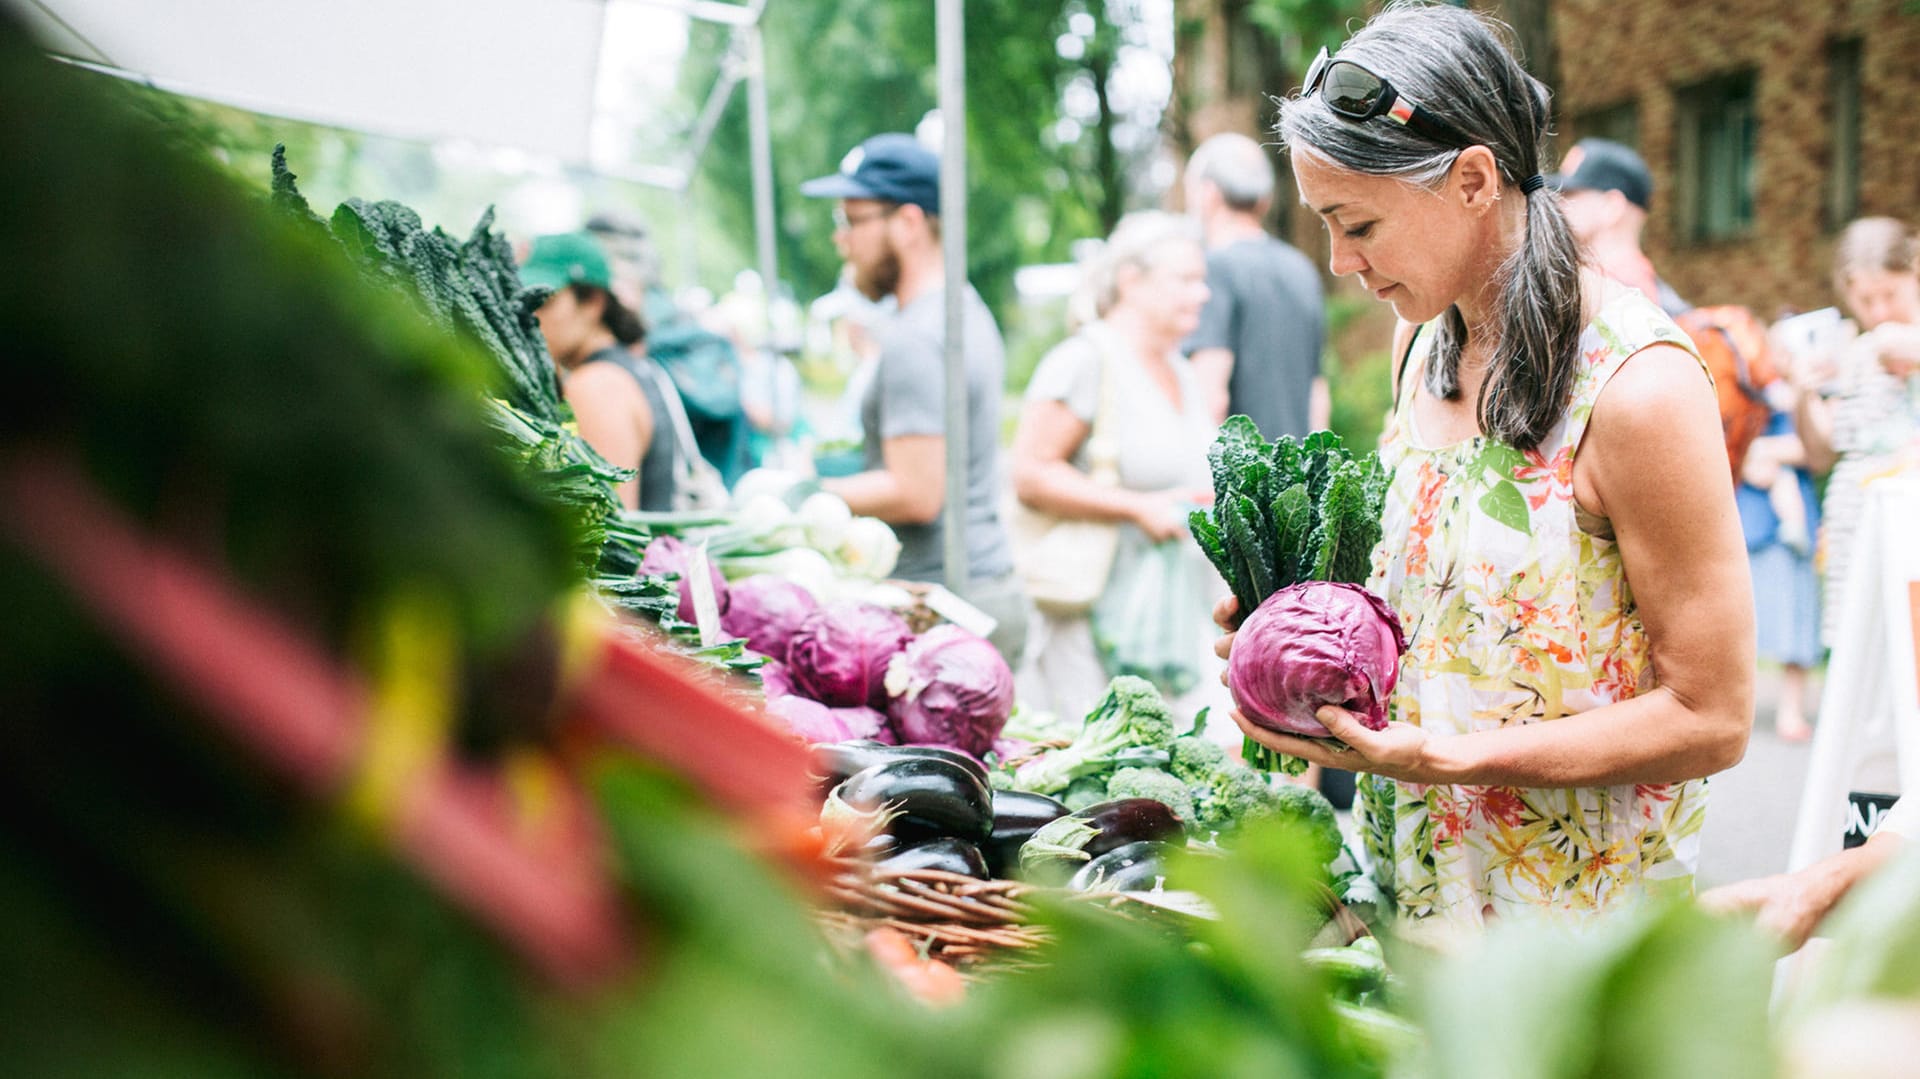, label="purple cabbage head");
[759,660,795,700]
[640,535,731,626]
[785,602,914,709]
[1228,581,1407,738]
[721,575,819,663]
[766,695,889,745]
[883,625,1014,757]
